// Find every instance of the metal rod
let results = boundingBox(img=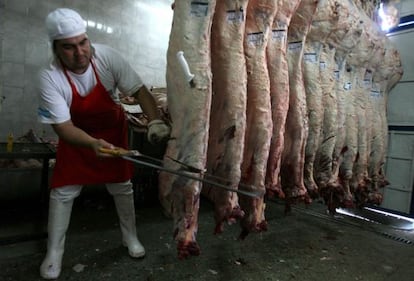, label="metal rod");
[137,154,256,191]
[123,155,263,198]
